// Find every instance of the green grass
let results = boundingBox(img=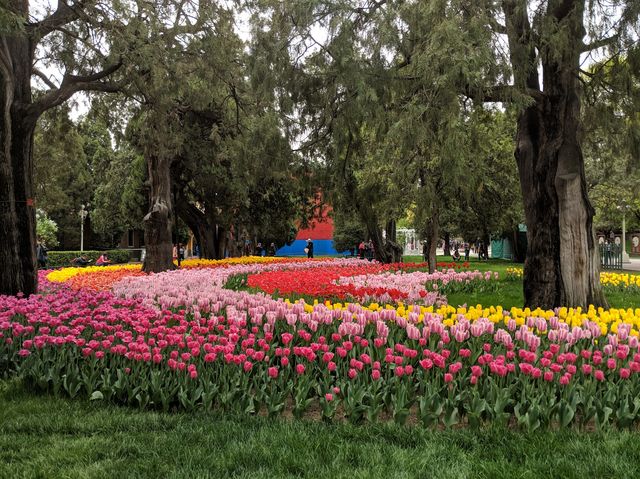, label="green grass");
[403,256,640,310]
[2,379,640,479]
